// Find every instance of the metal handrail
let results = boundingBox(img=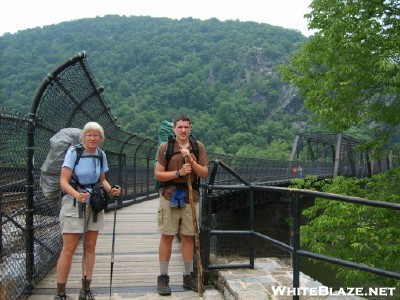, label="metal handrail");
[203,160,400,300]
